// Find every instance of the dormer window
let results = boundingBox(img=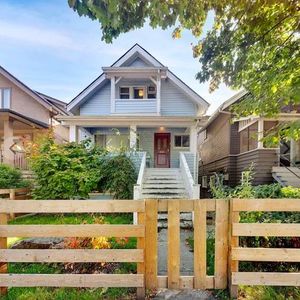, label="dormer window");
[119,86,156,100]
[148,86,156,99]
[120,87,130,99]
